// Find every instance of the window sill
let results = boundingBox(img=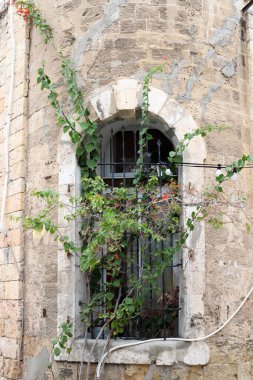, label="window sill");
[57,338,210,366]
